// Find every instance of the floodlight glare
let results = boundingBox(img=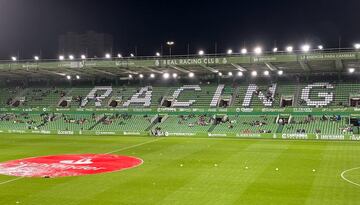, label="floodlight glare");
[130,53,135,57]
[198,50,205,56]
[301,44,311,52]
[128,74,133,79]
[11,56,17,61]
[349,68,355,73]
[237,71,243,77]
[273,47,278,52]
[117,54,122,58]
[318,45,324,50]
[155,52,161,57]
[34,56,39,61]
[66,75,71,80]
[241,48,247,54]
[263,70,270,76]
[172,73,178,78]
[286,46,293,52]
[218,72,223,76]
[188,72,195,78]
[59,55,65,60]
[254,47,262,55]
[105,53,111,59]
[76,75,80,80]
[355,44,360,49]
[251,71,257,77]
[163,73,170,79]
[167,41,174,46]
[228,72,233,76]
[68,55,74,60]
[278,70,284,76]
[139,74,144,79]
[227,49,233,54]
[81,55,86,60]
[150,73,155,78]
